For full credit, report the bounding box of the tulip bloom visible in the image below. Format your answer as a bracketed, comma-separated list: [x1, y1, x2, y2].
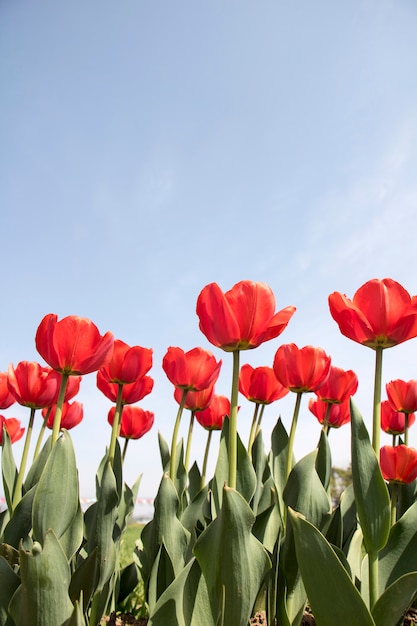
[36, 314, 114, 375]
[0, 415, 25, 445]
[195, 395, 231, 431]
[8, 362, 61, 409]
[328, 279, 417, 349]
[196, 280, 295, 352]
[386, 379, 417, 414]
[97, 371, 154, 404]
[380, 445, 417, 484]
[0, 372, 16, 409]
[43, 401, 84, 431]
[273, 344, 331, 393]
[173, 385, 215, 412]
[108, 405, 154, 440]
[308, 397, 351, 429]
[99, 339, 153, 385]
[162, 346, 222, 391]
[380, 400, 415, 435]
[239, 364, 288, 405]
[315, 366, 358, 404]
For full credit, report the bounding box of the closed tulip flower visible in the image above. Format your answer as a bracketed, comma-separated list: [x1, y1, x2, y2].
[308, 397, 351, 429]
[386, 379, 417, 414]
[108, 405, 154, 440]
[0, 415, 25, 445]
[329, 279, 417, 349]
[239, 364, 288, 404]
[173, 384, 215, 412]
[315, 366, 358, 404]
[44, 401, 84, 431]
[273, 344, 331, 393]
[36, 313, 114, 375]
[99, 339, 153, 385]
[0, 372, 16, 409]
[162, 346, 222, 391]
[380, 445, 417, 484]
[97, 371, 154, 404]
[196, 280, 295, 352]
[195, 395, 231, 431]
[380, 400, 415, 435]
[8, 362, 61, 409]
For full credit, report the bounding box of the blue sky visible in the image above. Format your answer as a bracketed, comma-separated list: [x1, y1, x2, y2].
[1, 0, 417, 498]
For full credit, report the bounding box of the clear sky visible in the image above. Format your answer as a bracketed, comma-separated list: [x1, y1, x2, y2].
[1, 0, 417, 499]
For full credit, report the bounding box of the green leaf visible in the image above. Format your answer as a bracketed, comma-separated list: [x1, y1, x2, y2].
[3, 484, 36, 549]
[0, 555, 20, 626]
[63, 598, 87, 626]
[269, 418, 290, 519]
[9, 530, 74, 626]
[371, 572, 417, 626]
[118, 561, 139, 603]
[194, 485, 271, 626]
[148, 541, 176, 612]
[289, 509, 375, 626]
[158, 432, 170, 471]
[32, 430, 80, 545]
[188, 462, 202, 501]
[1, 429, 17, 512]
[23, 435, 52, 492]
[315, 430, 332, 491]
[378, 500, 417, 592]
[350, 401, 390, 555]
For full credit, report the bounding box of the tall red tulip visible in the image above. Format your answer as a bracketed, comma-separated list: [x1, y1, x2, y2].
[99, 339, 152, 385]
[380, 445, 417, 484]
[315, 366, 358, 404]
[0, 372, 16, 409]
[195, 395, 231, 431]
[173, 385, 215, 412]
[380, 400, 415, 435]
[7, 362, 61, 409]
[239, 364, 288, 405]
[196, 280, 295, 352]
[162, 346, 221, 391]
[44, 401, 84, 431]
[36, 314, 114, 375]
[386, 379, 417, 414]
[328, 279, 417, 349]
[273, 344, 331, 393]
[97, 371, 154, 405]
[308, 397, 351, 429]
[0, 416, 25, 445]
[108, 405, 154, 440]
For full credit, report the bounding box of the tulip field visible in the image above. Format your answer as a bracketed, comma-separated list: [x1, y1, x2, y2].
[2, 278, 417, 625]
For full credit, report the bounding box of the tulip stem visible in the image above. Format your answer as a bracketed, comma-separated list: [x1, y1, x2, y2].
[404, 413, 409, 447]
[228, 350, 240, 489]
[369, 549, 379, 609]
[390, 482, 398, 527]
[201, 429, 213, 489]
[33, 407, 51, 460]
[286, 392, 303, 481]
[248, 403, 260, 458]
[12, 407, 36, 511]
[184, 411, 195, 473]
[51, 372, 69, 446]
[372, 347, 383, 455]
[170, 389, 187, 482]
[255, 404, 266, 436]
[108, 383, 124, 467]
[122, 438, 129, 462]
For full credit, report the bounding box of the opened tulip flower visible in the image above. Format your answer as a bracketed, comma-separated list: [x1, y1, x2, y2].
[196, 280, 295, 352]
[380, 399, 415, 437]
[8, 362, 61, 409]
[315, 366, 358, 404]
[0, 415, 25, 445]
[308, 397, 351, 429]
[239, 364, 289, 405]
[97, 371, 154, 404]
[195, 395, 231, 488]
[0, 372, 16, 409]
[108, 405, 154, 461]
[173, 385, 215, 412]
[99, 339, 153, 385]
[386, 379, 417, 414]
[380, 445, 417, 484]
[162, 346, 221, 391]
[44, 401, 84, 431]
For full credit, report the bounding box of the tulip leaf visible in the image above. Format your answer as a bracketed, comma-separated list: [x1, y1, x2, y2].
[1, 429, 17, 512]
[350, 401, 390, 555]
[315, 430, 332, 492]
[269, 418, 290, 519]
[23, 435, 52, 492]
[9, 530, 74, 626]
[149, 557, 214, 626]
[289, 509, 375, 626]
[64, 598, 87, 626]
[148, 541, 176, 612]
[0, 555, 20, 626]
[3, 484, 36, 549]
[194, 485, 271, 626]
[188, 461, 202, 501]
[59, 500, 84, 561]
[378, 500, 417, 592]
[158, 432, 170, 470]
[32, 430, 80, 545]
[371, 572, 417, 626]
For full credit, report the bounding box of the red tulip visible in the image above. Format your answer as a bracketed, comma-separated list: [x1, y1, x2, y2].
[162, 346, 221, 391]
[195, 395, 231, 431]
[196, 280, 295, 352]
[315, 366, 358, 404]
[273, 344, 331, 393]
[308, 397, 351, 428]
[173, 385, 215, 412]
[108, 405, 154, 439]
[328, 278, 417, 349]
[386, 379, 417, 414]
[380, 400, 415, 435]
[36, 314, 114, 375]
[99, 339, 153, 385]
[239, 364, 288, 404]
[0, 415, 25, 445]
[380, 445, 417, 483]
[0, 372, 16, 409]
[7, 362, 61, 409]
[97, 371, 154, 404]
[43, 401, 84, 431]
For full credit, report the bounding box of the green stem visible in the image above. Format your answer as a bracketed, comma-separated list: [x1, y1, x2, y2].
[33, 407, 51, 460]
[169, 389, 187, 482]
[247, 403, 260, 458]
[255, 404, 266, 436]
[368, 549, 379, 609]
[390, 481, 398, 527]
[108, 383, 124, 467]
[122, 438, 129, 463]
[228, 350, 240, 489]
[184, 411, 195, 473]
[372, 347, 384, 455]
[322, 403, 331, 436]
[12, 407, 37, 511]
[51, 372, 69, 446]
[201, 429, 213, 489]
[286, 392, 303, 481]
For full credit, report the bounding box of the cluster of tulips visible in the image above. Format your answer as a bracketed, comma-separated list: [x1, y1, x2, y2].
[2, 277, 417, 625]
